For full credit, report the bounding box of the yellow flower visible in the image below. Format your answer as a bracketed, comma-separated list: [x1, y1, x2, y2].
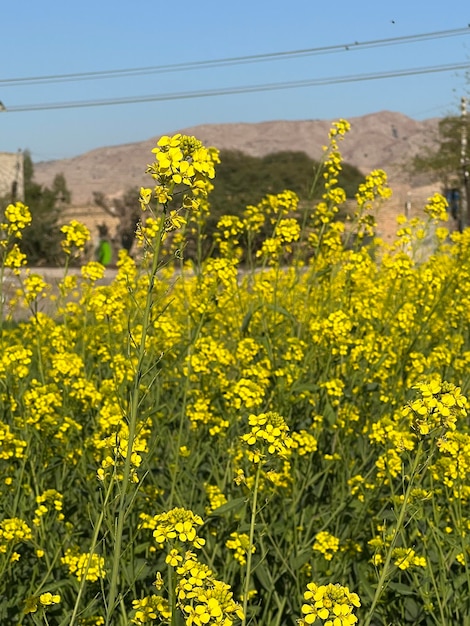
[3, 201, 32, 237]
[241, 411, 293, 460]
[149, 507, 206, 549]
[328, 119, 351, 139]
[61, 549, 105, 582]
[402, 378, 467, 436]
[165, 210, 187, 231]
[132, 595, 170, 624]
[23, 273, 48, 303]
[139, 186, 153, 209]
[4, 243, 27, 273]
[299, 582, 360, 626]
[39, 592, 61, 606]
[60, 220, 91, 255]
[166, 548, 183, 567]
[226, 532, 255, 566]
[424, 192, 448, 221]
[81, 261, 106, 282]
[313, 531, 340, 561]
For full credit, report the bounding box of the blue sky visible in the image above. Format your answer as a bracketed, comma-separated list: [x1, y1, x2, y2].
[1, 0, 469, 162]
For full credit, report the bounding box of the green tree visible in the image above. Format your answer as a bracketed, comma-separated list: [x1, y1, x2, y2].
[14, 151, 71, 265]
[412, 115, 470, 189]
[206, 149, 364, 231]
[165, 150, 364, 263]
[412, 110, 470, 226]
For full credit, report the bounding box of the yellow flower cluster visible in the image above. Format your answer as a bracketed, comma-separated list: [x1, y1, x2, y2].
[313, 531, 340, 561]
[374, 448, 402, 481]
[241, 411, 293, 462]
[60, 219, 91, 255]
[204, 483, 228, 513]
[402, 378, 467, 436]
[392, 547, 427, 570]
[141, 507, 206, 549]
[299, 582, 360, 626]
[351, 169, 391, 239]
[135, 216, 161, 246]
[423, 192, 448, 222]
[81, 260, 106, 282]
[328, 119, 351, 139]
[23, 592, 61, 614]
[355, 169, 392, 209]
[256, 236, 282, 262]
[0, 421, 27, 460]
[132, 595, 170, 624]
[0, 517, 32, 549]
[86, 284, 127, 324]
[180, 578, 244, 626]
[171, 551, 243, 626]
[50, 350, 84, 381]
[0, 345, 32, 379]
[135, 509, 243, 625]
[61, 548, 106, 582]
[33, 489, 64, 526]
[140, 133, 219, 221]
[22, 272, 49, 303]
[291, 430, 318, 455]
[22, 381, 63, 431]
[1, 201, 32, 240]
[247, 190, 298, 227]
[96, 418, 150, 483]
[214, 215, 244, 258]
[115, 248, 138, 282]
[369, 531, 427, 571]
[274, 218, 301, 244]
[321, 121, 350, 202]
[432, 430, 470, 489]
[4, 243, 27, 273]
[40, 592, 61, 605]
[226, 532, 255, 566]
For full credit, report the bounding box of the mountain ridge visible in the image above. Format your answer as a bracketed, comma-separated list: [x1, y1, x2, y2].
[34, 110, 440, 207]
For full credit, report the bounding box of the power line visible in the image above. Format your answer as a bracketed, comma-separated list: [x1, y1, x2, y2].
[5, 61, 469, 113]
[1, 26, 469, 87]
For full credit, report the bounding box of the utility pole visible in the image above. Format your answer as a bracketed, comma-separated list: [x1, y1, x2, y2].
[461, 96, 469, 227]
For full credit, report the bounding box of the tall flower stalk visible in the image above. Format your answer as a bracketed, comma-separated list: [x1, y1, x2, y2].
[104, 133, 219, 624]
[240, 411, 293, 625]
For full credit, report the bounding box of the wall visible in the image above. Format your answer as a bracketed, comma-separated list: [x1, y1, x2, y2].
[0, 151, 24, 201]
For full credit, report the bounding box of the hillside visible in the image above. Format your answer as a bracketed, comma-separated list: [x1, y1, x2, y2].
[34, 111, 439, 207]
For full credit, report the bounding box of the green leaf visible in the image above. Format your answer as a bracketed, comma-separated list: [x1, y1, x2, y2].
[404, 597, 420, 620]
[289, 550, 311, 570]
[388, 582, 414, 596]
[254, 560, 273, 591]
[207, 496, 246, 518]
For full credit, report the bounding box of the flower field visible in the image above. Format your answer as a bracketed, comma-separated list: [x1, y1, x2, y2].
[1, 122, 470, 625]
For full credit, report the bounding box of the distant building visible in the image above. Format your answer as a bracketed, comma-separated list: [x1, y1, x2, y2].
[0, 151, 24, 202]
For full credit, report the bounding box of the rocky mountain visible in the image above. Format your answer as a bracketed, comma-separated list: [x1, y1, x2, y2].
[34, 110, 440, 208]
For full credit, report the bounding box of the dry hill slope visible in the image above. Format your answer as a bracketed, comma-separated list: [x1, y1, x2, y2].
[34, 111, 439, 208]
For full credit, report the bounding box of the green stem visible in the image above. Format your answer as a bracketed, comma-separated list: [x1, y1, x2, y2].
[168, 308, 205, 509]
[423, 525, 447, 625]
[105, 221, 165, 624]
[169, 564, 178, 626]
[0, 262, 5, 337]
[69, 474, 116, 626]
[242, 463, 261, 626]
[363, 441, 425, 626]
